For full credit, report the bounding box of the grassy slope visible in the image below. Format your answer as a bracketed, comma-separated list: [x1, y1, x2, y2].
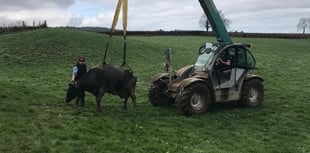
[0, 29, 309, 153]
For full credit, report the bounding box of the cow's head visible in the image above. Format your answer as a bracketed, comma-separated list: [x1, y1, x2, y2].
[65, 82, 80, 102]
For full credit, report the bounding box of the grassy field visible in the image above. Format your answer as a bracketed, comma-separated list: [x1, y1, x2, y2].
[0, 28, 309, 153]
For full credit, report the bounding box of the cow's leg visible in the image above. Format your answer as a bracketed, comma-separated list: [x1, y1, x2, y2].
[130, 91, 137, 113]
[75, 97, 80, 106]
[123, 97, 128, 109]
[95, 88, 106, 112]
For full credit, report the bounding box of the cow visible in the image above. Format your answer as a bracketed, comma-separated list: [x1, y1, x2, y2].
[65, 64, 137, 113]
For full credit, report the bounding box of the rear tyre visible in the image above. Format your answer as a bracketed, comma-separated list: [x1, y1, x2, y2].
[148, 80, 174, 106]
[176, 83, 210, 116]
[241, 79, 264, 107]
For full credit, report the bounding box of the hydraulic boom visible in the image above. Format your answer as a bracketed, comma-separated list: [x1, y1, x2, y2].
[198, 0, 232, 43]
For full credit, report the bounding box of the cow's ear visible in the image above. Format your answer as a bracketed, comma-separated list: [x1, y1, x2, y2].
[69, 81, 79, 88]
[125, 69, 132, 76]
[69, 82, 75, 87]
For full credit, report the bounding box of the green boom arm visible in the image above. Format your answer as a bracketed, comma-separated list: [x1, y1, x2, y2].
[198, 0, 232, 43]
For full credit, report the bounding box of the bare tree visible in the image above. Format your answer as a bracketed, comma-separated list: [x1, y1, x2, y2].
[42, 20, 47, 28]
[297, 17, 310, 34]
[22, 21, 26, 28]
[199, 14, 211, 32]
[199, 10, 231, 32]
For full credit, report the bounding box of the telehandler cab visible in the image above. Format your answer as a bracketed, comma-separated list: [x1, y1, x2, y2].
[148, 0, 264, 116]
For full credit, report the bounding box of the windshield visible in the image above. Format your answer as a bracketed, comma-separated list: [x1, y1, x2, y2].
[194, 45, 218, 71]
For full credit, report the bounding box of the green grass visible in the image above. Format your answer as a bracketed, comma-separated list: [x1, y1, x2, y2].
[0, 28, 309, 153]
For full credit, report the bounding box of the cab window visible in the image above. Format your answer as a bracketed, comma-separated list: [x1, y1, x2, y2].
[236, 47, 255, 69]
[246, 50, 255, 68]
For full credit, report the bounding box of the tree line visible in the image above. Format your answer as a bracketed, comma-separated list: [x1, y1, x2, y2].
[1, 15, 309, 36]
[0, 20, 48, 34]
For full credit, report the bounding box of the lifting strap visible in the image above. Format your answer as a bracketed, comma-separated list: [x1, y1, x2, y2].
[103, 0, 128, 67]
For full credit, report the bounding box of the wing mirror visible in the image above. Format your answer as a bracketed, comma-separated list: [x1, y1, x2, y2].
[199, 42, 213, 54]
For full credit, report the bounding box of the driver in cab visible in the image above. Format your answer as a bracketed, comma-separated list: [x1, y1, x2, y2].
[216, 51, 231, 70]
[215, 50, 233, 83]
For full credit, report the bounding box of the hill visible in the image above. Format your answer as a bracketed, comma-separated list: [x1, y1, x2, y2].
[0, 28, 309, 153]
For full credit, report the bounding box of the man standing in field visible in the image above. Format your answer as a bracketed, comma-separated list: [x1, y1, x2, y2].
[70, 56, 87, 106]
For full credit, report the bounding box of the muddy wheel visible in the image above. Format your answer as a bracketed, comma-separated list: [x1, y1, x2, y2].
[148, 80, 174, 106]
[241, 78, 264, 107]
[176, 83, 210, 116]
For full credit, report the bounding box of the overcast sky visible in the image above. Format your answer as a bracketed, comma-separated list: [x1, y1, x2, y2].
[0, 0, 309, 33]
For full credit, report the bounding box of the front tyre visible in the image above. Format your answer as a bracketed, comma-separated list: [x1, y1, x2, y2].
[176, 83, 210, 116]
[241, 78, 264, 107]
[148, 80, 174, 106]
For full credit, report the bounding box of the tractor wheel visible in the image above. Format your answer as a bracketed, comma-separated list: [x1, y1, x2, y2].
[240, 78, 264, 107]
[176, 83, 210, 116]
[148, 80, 174, 106]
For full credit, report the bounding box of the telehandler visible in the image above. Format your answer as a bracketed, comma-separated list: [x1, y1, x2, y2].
[148, 0, 264, 116]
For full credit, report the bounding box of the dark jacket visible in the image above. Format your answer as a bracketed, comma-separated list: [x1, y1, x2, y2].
[75, 63, 87, 81]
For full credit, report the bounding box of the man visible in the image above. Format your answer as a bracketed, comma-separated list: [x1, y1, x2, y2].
[70, 56, 87, 106]
[215, 50, 233, 84]
[218, 51, 231, 68]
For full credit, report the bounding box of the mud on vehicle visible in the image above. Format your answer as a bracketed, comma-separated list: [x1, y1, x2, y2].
[148, 43, 264, 116]
[148, 0, 264, 116]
